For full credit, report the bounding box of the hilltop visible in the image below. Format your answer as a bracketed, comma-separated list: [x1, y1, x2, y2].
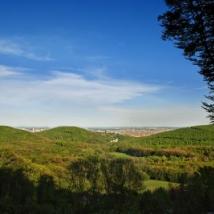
[36, 126, 121, 144]
[130, 124, 214, 145]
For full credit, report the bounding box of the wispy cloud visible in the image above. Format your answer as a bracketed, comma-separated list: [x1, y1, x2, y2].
[0, 69, 160, 105]
[86, 67, 109, 80]
[0, 68, 163, 126]
[0, 39, 53, 61]
[46, 71, 159, 103]
[0, 65, 22, 77]
[0, 66, 207, 127]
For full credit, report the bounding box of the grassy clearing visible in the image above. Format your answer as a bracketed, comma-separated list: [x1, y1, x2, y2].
[144, 179, 179, 191]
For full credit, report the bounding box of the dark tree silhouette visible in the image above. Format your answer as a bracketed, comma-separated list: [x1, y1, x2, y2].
[0, 166, 214, 213]
[159, 0, 214, 123]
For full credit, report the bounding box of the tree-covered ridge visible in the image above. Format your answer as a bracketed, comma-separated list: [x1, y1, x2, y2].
[0, 125, 214, 184]
[134, 124, 214, 145]
[36, 126, 122, 144]
[0, 125, 214, 213]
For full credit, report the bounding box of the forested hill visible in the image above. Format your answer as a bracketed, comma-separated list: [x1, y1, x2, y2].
[132, 124, 214, 145]
[0, 125, 214, 213]
[36, 126, 124, 144]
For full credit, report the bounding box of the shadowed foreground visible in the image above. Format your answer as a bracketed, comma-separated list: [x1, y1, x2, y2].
[0, 166, 213, 214]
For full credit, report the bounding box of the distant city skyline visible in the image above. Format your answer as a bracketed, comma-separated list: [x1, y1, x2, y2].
[0, 0, 209, 127]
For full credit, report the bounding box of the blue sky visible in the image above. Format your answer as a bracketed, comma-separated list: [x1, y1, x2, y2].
[0, 0, 209, 127]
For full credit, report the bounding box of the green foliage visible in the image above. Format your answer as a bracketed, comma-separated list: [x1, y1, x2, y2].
[37, 126, 118, 144]
[0, 125, 214, 212]
[0, 125, 214, 185]
[144, 179, 178, 192]
[69, 156, 146, 194]
[0, 166, 213, 213]
[129, 125, 214, 146]
[159, 0, 214, 122]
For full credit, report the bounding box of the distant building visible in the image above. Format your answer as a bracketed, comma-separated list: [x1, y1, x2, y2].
[19, 127, 49, 132]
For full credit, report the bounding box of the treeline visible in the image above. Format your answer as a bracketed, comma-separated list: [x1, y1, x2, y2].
[141, 167, 214, 214]
[69, 157, 147, 193]
[0, 164, 214, 213]
[114, 144, 214, 183]
[69, 156, 188, 188]
[116, 147, 192, 158]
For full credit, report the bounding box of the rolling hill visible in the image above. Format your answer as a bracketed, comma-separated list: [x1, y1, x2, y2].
[0, 124, 214, 213]
[0, 124, 213, 184]
[36, 126, 121, 144]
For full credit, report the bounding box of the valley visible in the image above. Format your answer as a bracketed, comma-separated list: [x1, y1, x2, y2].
[0, 125, 213, 213]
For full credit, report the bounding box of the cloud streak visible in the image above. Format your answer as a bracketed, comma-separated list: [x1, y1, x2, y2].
[0, 39, 53, 61]
[0, 69, 160, 106]
[0, 65, 22, 77]
[0, 66, 208, 127]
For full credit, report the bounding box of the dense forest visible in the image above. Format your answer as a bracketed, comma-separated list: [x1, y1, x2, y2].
[0, 125, 214, 213]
